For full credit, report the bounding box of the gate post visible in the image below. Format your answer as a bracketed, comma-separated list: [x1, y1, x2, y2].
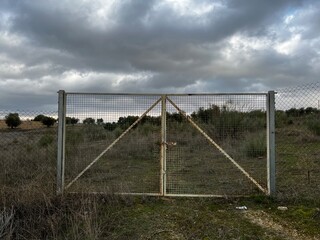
[57, 90, 66, 195]
[267, 91, 276, 196]
[160, 95, 167, 196]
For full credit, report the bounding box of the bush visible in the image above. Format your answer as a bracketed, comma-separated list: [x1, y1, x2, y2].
[5, 113, 21, 129]
[33, 114, 46, 122]
[243, 133, 267, 158]
[42, 116, 56, 127]
[83, 118, 95, 124]
[97, 118, 104, 125]
[104, 122, 117, 131]
[307, 119, 320, 136]
[66, 117, 79, 125]
[84, 125, 106, 141]
[215, 111, 244, 139]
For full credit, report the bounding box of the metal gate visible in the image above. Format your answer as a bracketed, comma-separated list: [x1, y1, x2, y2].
[57, 92, 275, 197]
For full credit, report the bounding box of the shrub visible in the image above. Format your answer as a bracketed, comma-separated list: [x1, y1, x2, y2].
[97, 118, 104, 125]
[5, 113, 21, 129]
[83, 118, 95, 124]
[215, 111, 244, 139]
[104, 122, 117, 131]
[42, 116, 56, 127]
[84, 125, 106, 141]
[243, 133, 266, 158]
[66, 117, 79, 125]
[307, 119, 320, 136]
[34, 114, 46, 122]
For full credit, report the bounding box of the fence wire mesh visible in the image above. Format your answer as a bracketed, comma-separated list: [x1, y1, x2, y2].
[166, 94, 268, 196]
[1, 84, 318, 199]
[62, 93, 269, 196]
[276, 82, 320, 199]
[64, 94, 162, 194]
[0, 109, 57, 201]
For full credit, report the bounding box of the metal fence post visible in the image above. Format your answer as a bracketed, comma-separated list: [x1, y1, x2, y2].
[160, 95, 167, 196]
[57, 90, 66, 195]
[267, 91, 276, 196]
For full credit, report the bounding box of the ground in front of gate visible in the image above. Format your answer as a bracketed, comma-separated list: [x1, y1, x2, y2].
[5, 195, 320, 239]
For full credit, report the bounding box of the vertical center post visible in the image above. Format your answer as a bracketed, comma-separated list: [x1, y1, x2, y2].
[160, 95, 167, 196]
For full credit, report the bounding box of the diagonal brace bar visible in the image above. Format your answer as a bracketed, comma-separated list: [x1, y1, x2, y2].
[166, 97, 268, 194]
[65, 97, 162, 190]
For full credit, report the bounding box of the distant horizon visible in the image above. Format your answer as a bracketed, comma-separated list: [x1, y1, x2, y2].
[0, 81, 319, 124]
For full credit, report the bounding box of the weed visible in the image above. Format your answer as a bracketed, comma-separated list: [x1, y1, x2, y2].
[0, 207, 15, 240]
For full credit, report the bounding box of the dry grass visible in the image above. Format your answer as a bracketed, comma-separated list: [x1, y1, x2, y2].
[1, 194, 319, 240]
[0, 114, 320, 239]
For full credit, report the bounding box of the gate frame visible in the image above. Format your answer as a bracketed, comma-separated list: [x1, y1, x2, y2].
[57, 91, 276, 196]
[267, 91, 276, 196]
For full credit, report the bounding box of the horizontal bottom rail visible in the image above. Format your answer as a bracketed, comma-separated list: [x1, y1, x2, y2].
[68, 192, 162, 197]
[68, 192, 253, 198]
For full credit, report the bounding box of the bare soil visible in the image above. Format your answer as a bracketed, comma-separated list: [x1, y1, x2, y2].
[243, 210, 319, 240]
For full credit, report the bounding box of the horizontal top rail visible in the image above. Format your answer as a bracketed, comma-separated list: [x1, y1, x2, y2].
[64, 92, 268, 96]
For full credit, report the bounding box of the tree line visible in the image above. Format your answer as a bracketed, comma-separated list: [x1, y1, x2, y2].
[3, 106, 318, 130]
[3, 113, 57, 129]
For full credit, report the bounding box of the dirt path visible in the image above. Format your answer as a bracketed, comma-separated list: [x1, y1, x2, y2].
[243, 210, 317, 240]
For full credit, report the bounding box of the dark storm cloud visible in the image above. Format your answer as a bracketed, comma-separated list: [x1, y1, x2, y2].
[0, 0, 319, 111]
[3, 0, 298, 70]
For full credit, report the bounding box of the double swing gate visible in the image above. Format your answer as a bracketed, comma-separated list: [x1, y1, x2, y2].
[57, 91, 275, 197]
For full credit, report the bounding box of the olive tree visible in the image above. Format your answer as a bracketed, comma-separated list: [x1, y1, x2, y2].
[42, 116, 56, 127]
[5, 113, 22, 129]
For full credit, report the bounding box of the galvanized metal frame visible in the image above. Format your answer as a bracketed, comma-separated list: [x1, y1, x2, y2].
[267, 91, 276, 195]
[57, 90, 66, 194]
[58, 91, 275, 197]
[66, 92, 267, 96]
[160, 95, 167, 196]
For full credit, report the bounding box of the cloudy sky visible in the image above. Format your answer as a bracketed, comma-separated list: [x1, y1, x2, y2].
[0, 0, 319, 111]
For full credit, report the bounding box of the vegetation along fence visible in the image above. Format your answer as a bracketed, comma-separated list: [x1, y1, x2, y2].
[0, 82, 319, 199]
[57, 91, 275, 197]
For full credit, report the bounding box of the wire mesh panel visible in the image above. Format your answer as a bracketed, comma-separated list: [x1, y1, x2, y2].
[165, 94, 268, 196]
[0, 109, 57, 200]
[276, 82, 320, 199]
[64, 94, 162, 194]
[61, 92, 270, 197]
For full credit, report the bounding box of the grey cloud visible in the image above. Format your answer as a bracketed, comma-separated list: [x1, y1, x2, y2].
[6, 0, 300, 70]
[0, 0, 319, 111]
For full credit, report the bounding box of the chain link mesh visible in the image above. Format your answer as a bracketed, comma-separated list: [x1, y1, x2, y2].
[276, 82, 320, 199]
[0, 109, 57, 200]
